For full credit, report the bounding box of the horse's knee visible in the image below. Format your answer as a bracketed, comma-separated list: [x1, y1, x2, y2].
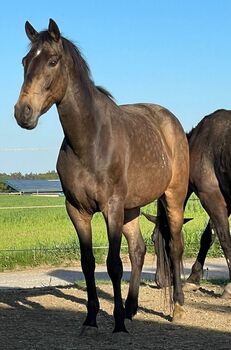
[107, 254, 123, 280]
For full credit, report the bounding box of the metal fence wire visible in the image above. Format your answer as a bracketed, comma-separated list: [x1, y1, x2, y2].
[0, 197, 225, 262]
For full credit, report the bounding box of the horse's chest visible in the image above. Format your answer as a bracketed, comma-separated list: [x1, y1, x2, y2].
[57, 150, 111, 212]
[62, 168, 98, 207]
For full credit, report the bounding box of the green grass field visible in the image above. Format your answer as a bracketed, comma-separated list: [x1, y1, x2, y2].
[0, 194, 223, 271]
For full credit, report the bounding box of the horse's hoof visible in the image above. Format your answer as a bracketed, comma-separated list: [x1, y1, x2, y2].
[125, 318, 133, 333]
[183, 282, 200, 292]
[113, 328, 128, 333]
[113, 324, 128, 333]
[221, 283, 231, 299]
[172, 303, 185, 323]
[125, 297, 138, 320]
[79, 325, 98, 337]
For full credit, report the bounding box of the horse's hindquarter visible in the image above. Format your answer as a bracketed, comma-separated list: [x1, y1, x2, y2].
[121, 104, 189, 207]
[189, 110, 231, 197]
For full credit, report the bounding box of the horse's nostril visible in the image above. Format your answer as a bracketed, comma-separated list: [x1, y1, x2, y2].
[24, 104, 32, 116]
[21, 103, 33, 119]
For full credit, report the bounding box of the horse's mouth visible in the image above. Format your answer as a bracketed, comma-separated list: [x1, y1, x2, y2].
[15, 115, 39, 130]
[14, 104, 39, 130]
[19, 121, 38, 130]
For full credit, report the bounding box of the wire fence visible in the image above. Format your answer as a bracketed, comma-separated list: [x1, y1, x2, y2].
[0, 245, 130, 253]
[0, 205, 65, 210]
[0, 197, 225, 269]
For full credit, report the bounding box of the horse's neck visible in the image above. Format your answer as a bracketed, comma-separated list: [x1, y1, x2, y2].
[57, 82, 112, 159]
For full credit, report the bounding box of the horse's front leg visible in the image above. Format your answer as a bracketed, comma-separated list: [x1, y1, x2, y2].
[66, 200, 99, 331]
[104, 197, 126, 333]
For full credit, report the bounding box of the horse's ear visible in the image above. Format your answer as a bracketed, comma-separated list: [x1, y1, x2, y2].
[48, 18, 60, 42]
[142, 212, 158, 224]
[25, 21, 39, 42]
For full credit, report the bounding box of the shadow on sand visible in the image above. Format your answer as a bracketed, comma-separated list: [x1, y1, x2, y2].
[0, 282, 230, 350]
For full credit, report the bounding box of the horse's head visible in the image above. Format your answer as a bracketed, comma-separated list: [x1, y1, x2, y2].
[14, 19, 68, 129]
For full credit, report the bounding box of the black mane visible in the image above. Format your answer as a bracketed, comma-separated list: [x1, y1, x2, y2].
[32, 31, 113, 100]
[96, 85, 114, 99]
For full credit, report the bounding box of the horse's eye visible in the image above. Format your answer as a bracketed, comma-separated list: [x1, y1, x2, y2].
[48, 56, 59, 67]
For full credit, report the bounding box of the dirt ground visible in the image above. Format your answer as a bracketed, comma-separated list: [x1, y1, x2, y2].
[0, 281, 230, 350]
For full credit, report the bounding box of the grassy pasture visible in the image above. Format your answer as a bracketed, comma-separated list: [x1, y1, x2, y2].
[0, 194, 223, 271]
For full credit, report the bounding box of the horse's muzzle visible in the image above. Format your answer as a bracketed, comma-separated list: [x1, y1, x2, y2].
[14, 103, 38, 129]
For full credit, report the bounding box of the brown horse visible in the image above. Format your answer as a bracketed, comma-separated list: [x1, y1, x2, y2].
[14, 19, 189, 333]
[184, 109, 231, 297]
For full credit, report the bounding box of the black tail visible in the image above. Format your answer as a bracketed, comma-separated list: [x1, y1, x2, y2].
[154, 200, 173, 304]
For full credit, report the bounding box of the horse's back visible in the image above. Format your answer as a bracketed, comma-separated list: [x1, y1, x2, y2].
[189, 109, 231, 146]
[121, 103, 187, 154]
[121, 103, 184, 133]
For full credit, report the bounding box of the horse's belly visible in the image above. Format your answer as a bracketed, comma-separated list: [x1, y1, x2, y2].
[57, 139, 172, 211]
[125, 167, 172, 208]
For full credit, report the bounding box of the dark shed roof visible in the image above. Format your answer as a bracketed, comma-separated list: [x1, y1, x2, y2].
[4, 179, 63, 193]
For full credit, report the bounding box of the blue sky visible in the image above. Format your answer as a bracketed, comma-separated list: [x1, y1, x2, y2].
[1, 0, 231, 174]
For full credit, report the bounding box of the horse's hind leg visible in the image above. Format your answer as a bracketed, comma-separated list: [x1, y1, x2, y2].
[163, 192, 185, 321]
[198, 191, 231, 298]
[186, 220, 215, 288]
[65, 200, 99, 332]
[122, 208, 146, 320]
